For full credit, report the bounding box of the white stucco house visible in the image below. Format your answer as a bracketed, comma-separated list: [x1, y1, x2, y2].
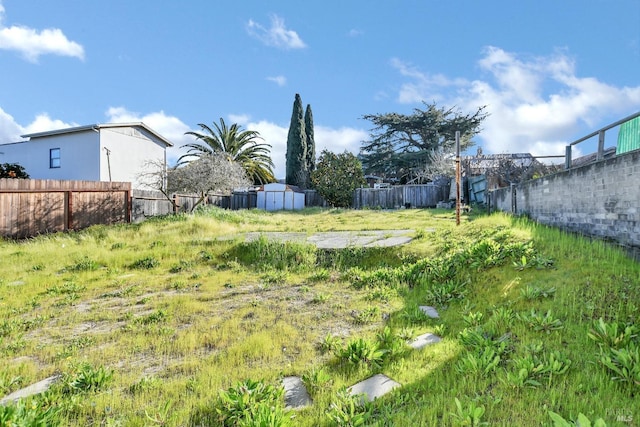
[256, 183, 305, 211]
[0, 123, 173, 189]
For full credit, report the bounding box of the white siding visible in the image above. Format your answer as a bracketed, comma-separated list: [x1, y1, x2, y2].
[0, 131, 100, 181]
[100, 127, 165, 189]
[0, 125, 168, 189]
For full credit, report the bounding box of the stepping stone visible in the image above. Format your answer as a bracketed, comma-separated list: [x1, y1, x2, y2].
[347, 374, 401, 402]
[419, 306, 439, 318]
[282, 376, 312, 409]
[409, 333, 442, 349]
[0, 375, 60, 405]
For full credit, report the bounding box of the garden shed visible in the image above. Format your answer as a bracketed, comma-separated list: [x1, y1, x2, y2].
[256, 183, 305, 211]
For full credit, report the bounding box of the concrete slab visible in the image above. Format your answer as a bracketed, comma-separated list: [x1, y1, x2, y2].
[419, 306, 439, 318]
[242, 230, 416, 249]
[282, 376, 312, 409]
[409, 333, 442, 349]
[347, 374, 401, 402]
[0, 375, 61, 405]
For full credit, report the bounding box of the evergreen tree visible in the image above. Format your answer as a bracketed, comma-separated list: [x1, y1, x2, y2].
[285, 93, 307, 186]
[304, 104, 315, 175]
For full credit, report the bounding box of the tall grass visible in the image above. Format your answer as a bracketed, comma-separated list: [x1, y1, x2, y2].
[0, 208, 637, 426]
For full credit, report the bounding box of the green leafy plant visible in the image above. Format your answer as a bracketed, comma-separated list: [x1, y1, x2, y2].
[364, 286, 396, 302]
[169, 260, 193, 273]
[504, 351, 571, 388]
[337, 338, 386, 369]
[520, 284, 556, 300]
[458, 328, 511, 356]
[128, 376, 160, 394]
[326, 388, 373, 426]
[145, 399, 175, 426]
[353, 306, 380, 324]
[61, 362, 114, 394]
[301, 367, 332, 397]
[398, 304, 431, 324]
[261, 270, 289, 285]
[0, 398, 60, 426]
[463, 311, 484, 327]
[488, 306, 515, 332]
[216, 379, 290, 427]
[65, 256, 101, 272]
[425, 279, 468, 305]
[308, 268, 331, 282]
[455, 347, 502, 376]
[518, 309, 563, 333]
[548, 411, 607, 427]
[130, 256, 160, 269]
[588, 318, 637, 350]
[311, 292, 330, 304]
[599, 343, 640, 387]
[46, 281, 86, 296]
[320, 333, 343, 354]
[450, 397, 488, 426]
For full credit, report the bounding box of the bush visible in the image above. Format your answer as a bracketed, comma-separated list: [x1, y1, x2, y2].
[311, 150, 366, 208]
[0, 163, 29, 179]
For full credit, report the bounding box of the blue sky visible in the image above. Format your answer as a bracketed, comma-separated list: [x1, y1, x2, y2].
[0, 0, 639, 179]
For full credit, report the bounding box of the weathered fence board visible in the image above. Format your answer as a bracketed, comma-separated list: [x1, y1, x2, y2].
[353, 184, 448, 209]
[0, 179, 131, 238]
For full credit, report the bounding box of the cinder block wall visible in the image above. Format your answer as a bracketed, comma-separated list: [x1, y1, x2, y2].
[489, 150, 640, 248]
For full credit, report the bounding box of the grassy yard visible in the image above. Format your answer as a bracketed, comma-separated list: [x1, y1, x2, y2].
[0, 207, 638, 426]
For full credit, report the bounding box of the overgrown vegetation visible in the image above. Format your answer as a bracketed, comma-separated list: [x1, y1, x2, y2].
[0, 208, 638, 426]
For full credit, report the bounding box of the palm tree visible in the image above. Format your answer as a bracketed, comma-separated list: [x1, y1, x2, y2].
[179, 118, 276, 184]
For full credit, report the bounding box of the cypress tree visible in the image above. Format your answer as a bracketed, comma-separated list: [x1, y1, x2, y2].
[285, 93, 307, 186]
[304, 104, 315, 174]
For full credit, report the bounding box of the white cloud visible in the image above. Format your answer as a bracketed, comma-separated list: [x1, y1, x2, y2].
[23, 113, 76, 134]
[390, 58, 467, 104]
[0, 106, 24, 144]
[0, 108, 78, 145]
[347, 29, 363, 37]
[392, 47, 640, 158]
[0, 2, 84, 62]
[266, 75, 287, 86]
[247, 14, 306, 50]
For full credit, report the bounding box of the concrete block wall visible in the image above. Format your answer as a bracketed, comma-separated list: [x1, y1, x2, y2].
[489, 150, 640, 248]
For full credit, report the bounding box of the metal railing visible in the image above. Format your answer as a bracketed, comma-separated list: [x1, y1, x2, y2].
[565, 111, 640, 169]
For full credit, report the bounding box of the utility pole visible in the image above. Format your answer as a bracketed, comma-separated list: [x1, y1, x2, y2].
[104, 147, 112, 182]
[455, 131, 461, 226]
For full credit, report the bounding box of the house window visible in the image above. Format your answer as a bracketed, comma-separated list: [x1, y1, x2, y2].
[50, 148, 61, 168]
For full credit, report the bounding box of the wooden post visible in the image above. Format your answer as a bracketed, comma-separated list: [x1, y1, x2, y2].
[455, 131, 461, 226]
[125, 190, 132, 223]
[65, 191, 73, 231]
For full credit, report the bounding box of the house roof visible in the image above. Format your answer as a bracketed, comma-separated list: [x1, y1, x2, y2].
[20, 122, 174, 147]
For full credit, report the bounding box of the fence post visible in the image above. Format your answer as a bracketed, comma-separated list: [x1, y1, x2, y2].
[596, 130, 605, 161]
[65, 191, 73, 231]
[564, 146, 572, 169]
[125, 190, 131, 223]
[510, 184, 517, 214]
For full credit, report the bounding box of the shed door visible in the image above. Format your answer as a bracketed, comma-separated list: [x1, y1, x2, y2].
[266, 192, 283, 211]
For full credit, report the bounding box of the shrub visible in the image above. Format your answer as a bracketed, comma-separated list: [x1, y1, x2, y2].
[216, 379, 291, 427]
[130, 256, 160, 269]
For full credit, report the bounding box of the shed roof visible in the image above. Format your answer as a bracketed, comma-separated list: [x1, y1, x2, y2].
[258, 183, 304, 193]
[21, 122, 174, 147]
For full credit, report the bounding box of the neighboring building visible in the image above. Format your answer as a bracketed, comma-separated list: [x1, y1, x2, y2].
[0, 123, 173, 189]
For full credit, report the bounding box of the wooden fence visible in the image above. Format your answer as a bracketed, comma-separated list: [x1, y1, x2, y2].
[0, 179, 131, 238]
[353, 184, 449, 209]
